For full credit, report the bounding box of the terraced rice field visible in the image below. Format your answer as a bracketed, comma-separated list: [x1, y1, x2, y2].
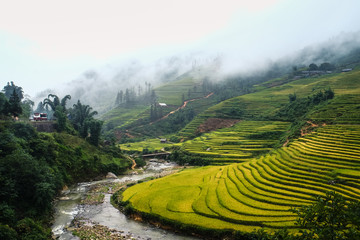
[120, 124, 360, 233]
[182, 121, 290, 164]
[178, 68, 360, 139]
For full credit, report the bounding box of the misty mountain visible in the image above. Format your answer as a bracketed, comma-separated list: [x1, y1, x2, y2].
[34, 31, 360, 115]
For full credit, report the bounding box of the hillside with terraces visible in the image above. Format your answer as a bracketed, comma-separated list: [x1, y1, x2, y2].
[114, 64, 360, 238]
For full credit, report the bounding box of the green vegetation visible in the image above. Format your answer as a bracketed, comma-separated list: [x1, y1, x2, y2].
[0, 121, 131, 239]
[119, 138, 175, 152]
[115, 64, 360, 238]
[117, 125, 360, 237]
[182, 121, 289, 164]
[254, 191, 360, 239]
[0, 83, 131, 239]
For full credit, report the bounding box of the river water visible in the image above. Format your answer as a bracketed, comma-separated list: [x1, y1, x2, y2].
[52, 161, 198, 240]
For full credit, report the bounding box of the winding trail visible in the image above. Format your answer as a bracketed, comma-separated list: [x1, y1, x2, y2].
[125, 155, 136, 170]
[151, 92, 214, 124]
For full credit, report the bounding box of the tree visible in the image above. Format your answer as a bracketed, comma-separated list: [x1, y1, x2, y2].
[43, 94, 71, 112]
[5, 90, 22, 118]
[115, 90, 123, 105]
[2, 82, 23, 100]
[124, 88, 130, 104]
[54, 106, 67, 132]
[324, 87, 335, 100]
[292, 191, 360, 240]
[89, 120, 103, 146]
[0, 92, 8, 116]
[319, 62, 335, 71]
[288, 92, 297, 102]
[70, 100, 98, 138]
[309, 63, 319, 71]
[255, 191, 360, 240]
[21, 98, 34, 119]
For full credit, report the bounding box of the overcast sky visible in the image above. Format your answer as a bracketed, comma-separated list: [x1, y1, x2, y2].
[1, 0, 360, 97]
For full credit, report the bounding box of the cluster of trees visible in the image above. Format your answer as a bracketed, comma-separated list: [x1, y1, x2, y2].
[40, 94, 103, 146]
[1, 82, 36, 120]
[276, 88, 335, 122]
[149, 102, 163, 121]
[114, 82, 157, 107]
[0, 83, 23, 119]
[308, 62, 336, 71]
[169, 148, 210, 166]
[255, 191, 360, 240]
[274, 88, 335, 144]
[0, 83, 130, 239]
[0, 120, 129, 239]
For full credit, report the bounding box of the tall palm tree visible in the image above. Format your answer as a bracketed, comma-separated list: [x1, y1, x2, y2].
[71, 100, 98, 137]
[43, 94, 71, 111]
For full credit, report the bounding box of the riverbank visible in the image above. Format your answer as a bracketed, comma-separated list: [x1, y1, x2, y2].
[52, 160, 196, 240]
[112, 191, 252, 240]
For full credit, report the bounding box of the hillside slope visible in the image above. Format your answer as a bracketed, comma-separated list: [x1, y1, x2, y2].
[116, 66, 360, 237]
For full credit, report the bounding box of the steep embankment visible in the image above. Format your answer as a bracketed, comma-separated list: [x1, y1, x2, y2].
[116, 67, 360, 237]
[0, 121, 131, 239]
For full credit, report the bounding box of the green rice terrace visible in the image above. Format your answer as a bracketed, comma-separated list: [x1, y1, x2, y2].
[114, 67, 360, 237]
[117, 124, 360, 234]
[182, 121, 290, 164]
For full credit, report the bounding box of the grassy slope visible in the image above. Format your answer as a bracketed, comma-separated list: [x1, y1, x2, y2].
[118, 67, 360, 235]
[101, 68, 216, 138]
[179, 67, 360, 139]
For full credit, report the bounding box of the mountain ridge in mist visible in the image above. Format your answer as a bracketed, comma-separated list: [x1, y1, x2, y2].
[33, 31, 360, 114]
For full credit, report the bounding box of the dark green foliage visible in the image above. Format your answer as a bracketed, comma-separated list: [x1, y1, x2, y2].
[253, 192, 360, 240]
[292, 191, 360, 240]
[276, 88, 335, 122]
[0, 92, 8, 116]
[274, 89, 335, 143]
[319, 62, 335, 71]
[0, 121, 130, 238]
[89, 120, 103, 146]
[15, 218, 51, 240]
[288, 92, 297, 102]
[0, 203, 15, 225]
[170, 149, 210, 166]
[43, 94, 71, 112]
[0, 151, 56, 214]
[11, 122, 37, 140]
[2, 81, 24, 100]
[70, 100, 99, 142]
[134, 157, 146, 168]
[54, 105, 67, 132]
[0, 224, 18, 240]
[309, 63, 319, 70]
[6, 90, 22, 118]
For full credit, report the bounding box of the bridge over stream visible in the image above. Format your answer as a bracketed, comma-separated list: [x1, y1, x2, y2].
[142, 152, 171, 159]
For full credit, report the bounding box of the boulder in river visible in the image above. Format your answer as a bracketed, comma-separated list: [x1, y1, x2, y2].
[106, 172, 118, 179]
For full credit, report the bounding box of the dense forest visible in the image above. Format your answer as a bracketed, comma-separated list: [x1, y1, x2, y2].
[0, 83, 130, 239]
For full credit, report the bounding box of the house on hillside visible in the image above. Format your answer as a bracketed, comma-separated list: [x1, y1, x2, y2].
[160, 138, 167, 143]
[342, 68, 352, 72]
[158, 103, 167, 107]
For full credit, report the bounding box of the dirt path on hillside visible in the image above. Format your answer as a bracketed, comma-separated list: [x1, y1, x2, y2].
[300, 121, 326, 137]
[125, 155, 136, 170]
[150, 92, 214, 124]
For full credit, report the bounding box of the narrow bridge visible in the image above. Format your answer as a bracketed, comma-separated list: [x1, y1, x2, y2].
[142, 152, 171, 159]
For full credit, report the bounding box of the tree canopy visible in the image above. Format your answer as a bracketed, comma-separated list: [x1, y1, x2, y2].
[2, 82, 24, 100]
